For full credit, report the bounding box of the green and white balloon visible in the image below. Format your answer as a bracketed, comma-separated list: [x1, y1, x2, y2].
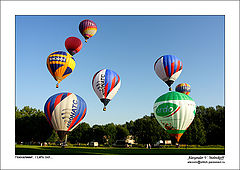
[153, 91, 196, 142]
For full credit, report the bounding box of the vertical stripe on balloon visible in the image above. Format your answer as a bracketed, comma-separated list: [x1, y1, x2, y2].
[49, 95, 57, 115]
[105, 83, 108, 98]
[116, 74, 120, 87]
[54, 93, 63, 108]
[171, 62, 175, 76]
[47, 100, 52, 123]
[110, 76, 116, 94]
[176, 60, 181, 72]
[79, 108, 87, 122]
[60, 93, 68, 101]
[165, 66, 169, 77]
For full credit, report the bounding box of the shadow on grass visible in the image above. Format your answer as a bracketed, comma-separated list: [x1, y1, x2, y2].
[15, 145, 225, 155]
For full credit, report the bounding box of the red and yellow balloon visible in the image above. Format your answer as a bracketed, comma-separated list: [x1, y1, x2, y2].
[175, 83, 191, 95]
[79, 19, 97, 42]
[46, 51, 76, 88]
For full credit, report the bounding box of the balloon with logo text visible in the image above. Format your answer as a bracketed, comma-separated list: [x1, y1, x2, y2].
[44, 92, 87, 141]
[46, 51, 76, 88]
[153, 91, 196, 144]
[65, 37, 83, 56]
[79, 19, 97, 43]
[92, 69, 121, 111]
[175, 83, 191, 95]
[154, 55, 183, 91]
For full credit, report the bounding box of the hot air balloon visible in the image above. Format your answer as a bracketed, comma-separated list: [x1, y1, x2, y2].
[175, 83, 191, 95]
[44, 92, 87, 143]
[46, 51, 76, 88]
[79, 19, 97, 42]
[154, 55, 183, 91]
[153, 91, 196, 145]
[65, 37, 82, 56]
[92, 69, 121, 111]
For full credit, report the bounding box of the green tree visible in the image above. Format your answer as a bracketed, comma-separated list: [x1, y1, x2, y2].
[215, 105, 225, 145]
[104, 123, 117, 145]
[92, 125, 105, 144]
[150, 113, 170, 142]
[132, 114, 168, 145]
[182, 116, 206, 145]
[68, 122, 91, 144]
[15, 106, 22, 119]
[188, 105, 225, 145]
[46, 130, 59, 143]
[199, 106, 225, 145]
[15, 106, 52, 143]
[126, 120, 134, 134]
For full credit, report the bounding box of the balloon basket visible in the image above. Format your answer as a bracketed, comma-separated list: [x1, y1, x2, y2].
[56, 83, 59, 88]
[169, 87, 172, 91]
[103, 107, 106, 111]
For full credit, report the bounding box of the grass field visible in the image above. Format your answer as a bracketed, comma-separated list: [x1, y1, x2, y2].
[15, 145, 225, 155]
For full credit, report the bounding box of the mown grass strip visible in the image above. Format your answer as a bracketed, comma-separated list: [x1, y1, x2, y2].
[15, 145, 224, 155]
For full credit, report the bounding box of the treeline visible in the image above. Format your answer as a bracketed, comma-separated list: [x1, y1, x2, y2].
[15, 105, 225, 145]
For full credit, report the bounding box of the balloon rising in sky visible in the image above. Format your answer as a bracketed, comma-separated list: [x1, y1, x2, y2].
[79, 19, 97, 43]
[65, 37, 82, 56]
[46, 51, 76, 88]
[92, 69, 121, 111]
[154, 55, 183, 91]
[175, 83, 191, 95]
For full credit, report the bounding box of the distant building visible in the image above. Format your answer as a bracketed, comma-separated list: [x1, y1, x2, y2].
[165, 140, 172, 145]
[88, 141, 98, 147]
[113, 135, 135, 147]
[154, 140, 172, 147]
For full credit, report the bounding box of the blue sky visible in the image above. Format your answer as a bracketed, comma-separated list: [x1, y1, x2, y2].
[16, 15, 224, 126]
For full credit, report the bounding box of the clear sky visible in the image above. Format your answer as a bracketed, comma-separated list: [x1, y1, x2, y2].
[16, 15, 224, 126]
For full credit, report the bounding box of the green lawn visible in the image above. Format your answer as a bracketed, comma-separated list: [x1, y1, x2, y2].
[15, 145, 225, 155]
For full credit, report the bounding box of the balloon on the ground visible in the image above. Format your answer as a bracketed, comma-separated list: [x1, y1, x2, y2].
[153, 91, 196, 143]
[79, 19, 97, 42]
[175, 83, 191, 95]
[65, 37, 82, 56]
[44, 92, 87, 141]
[92, 69, 121, 111]
[154, 55, 183, 90]
[46, 51, 76, 88]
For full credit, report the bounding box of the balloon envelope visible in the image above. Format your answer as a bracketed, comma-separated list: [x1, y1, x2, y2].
[46, 51, 76, 88]
[154, 55, 183, 87]
[79, 19, 97, 42]
[175, 83, 191, 95]
[44, 92, 87, 140]
[65, 37, 82, 56]
[153, 91, 196, 142]
[92, 69, 121, 111]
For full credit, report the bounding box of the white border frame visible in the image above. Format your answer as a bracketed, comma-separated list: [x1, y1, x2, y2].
[1, 1, 239, 169]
